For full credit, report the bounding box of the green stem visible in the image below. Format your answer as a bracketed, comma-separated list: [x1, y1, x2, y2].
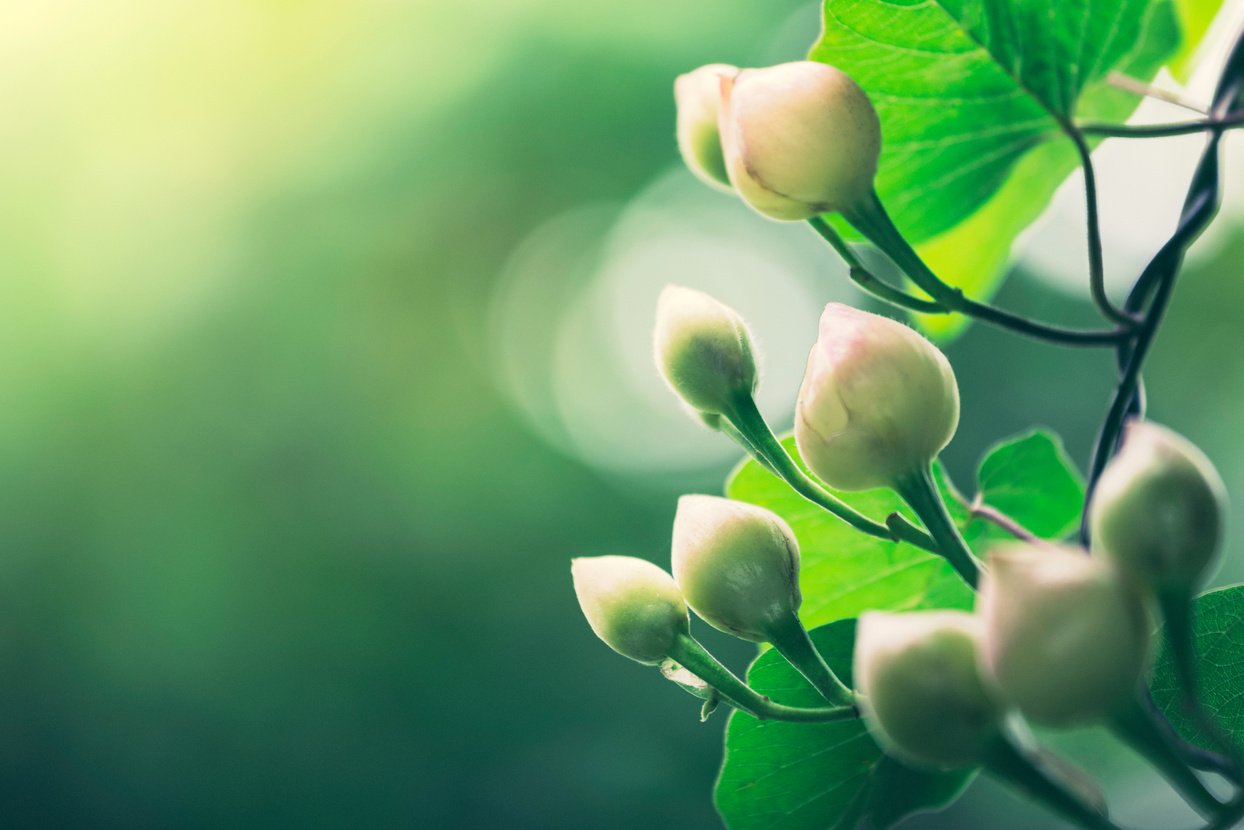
[763, 612, 855, 707]
[893, 466, 982, 589]
[666, 634, 857, 723]
[1078, 110, 1244, 139]
[1109, 695, 1224, 818]
[718, 418, 781, 478]
[806, 217, 947, 315]
[841, 191, 1130, 347]
[984, 735, 1123, 830]
[1068, 129, 1135, 327]
[726, 394, 939, 555]
[1207, 794, 1244, 830]
[1082, 122, 1226, 540]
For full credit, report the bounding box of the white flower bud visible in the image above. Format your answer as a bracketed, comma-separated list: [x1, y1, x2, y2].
[1090, 421, 1226, 596]
[977, 544, 1151, 726]
[794, 303, 959, 490]
[718, 61, 881, 221]
[854, 611, 1001, 769]
[571, 556, 689, 665]
[675, 63, 738, 191]
[670, 495, 800, 642]
[653, 285, 758, 420]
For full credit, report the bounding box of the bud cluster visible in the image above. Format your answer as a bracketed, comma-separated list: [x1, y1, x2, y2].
[573, 495, 806, 656]
[570, 51, 1234, 815]
[856, 420, 1225, 766]
[675, 60, 882, 220]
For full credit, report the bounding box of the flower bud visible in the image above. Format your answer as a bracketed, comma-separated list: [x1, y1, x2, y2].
[794, 303, 959, 490]
[671, 495, 800, 642]
[854, 611, 1001, 769]
[1090, 421, 1226, 595]
[675, 63, 737, 191]
[571, 556, 690, 665]
[653, 285, 758, 420]
[977, 544, 1151, 726]
[718, 61, 881, 221]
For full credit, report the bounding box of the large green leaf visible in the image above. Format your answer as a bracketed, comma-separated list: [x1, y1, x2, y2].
[973, 428, 1085, 541]
[809, 0, 1189, 334]
[1150, 584, 1244, 747]
[715, 620, 974, 830]
[724, 430, 1084, 631]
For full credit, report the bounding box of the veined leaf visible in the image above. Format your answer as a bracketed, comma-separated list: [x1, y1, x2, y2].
[809, 0, 1203, 335]
[1150, 584, 1244, 747]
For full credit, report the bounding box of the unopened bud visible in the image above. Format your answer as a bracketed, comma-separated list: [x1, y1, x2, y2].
[571, 556, 689, 665]
[1091, 421, 1226, 596]
[978, 544, 1150, 726]
[671, 495, 800, 642]
[654, 285, 758, 420]
[718, 61, 881, 221]
[794, 303, 959, 490]
[675, 63, 738, 191]
[854, 611, 1001, 769]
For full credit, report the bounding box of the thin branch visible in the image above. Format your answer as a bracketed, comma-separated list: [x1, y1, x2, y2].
[1079, 109, 1244, 138]
[1068, 128, 1137, 327]
[841, 191, 1133, 347]
[806, 217, 948, 315]
[967, 497, 1039, 543]
[1105, 72, 1208, 114]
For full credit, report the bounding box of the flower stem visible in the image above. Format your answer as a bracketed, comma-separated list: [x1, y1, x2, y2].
[893, 466, 982, 589]
[762, 612, 855, 707]
[984, 734, 1123, 830]
[666, 634, 857, 723]
[725, 394, 938, 555]
[1109, 695, 1224, 818]
[841, 191, 1130, 347]
[806, 217, 947, 315]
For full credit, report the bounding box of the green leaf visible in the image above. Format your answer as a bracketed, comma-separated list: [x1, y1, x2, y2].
[725, 437, 974, 632]
[973, 428, 1085, 541]
[1150, 584, 1244, 747]
[1170, 0, 1228, 79]
[810, 0, 1185, 333]
[715, 620, 974, 830]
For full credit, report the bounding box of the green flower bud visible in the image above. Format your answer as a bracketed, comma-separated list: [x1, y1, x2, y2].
[977, 544, 1151, 726]
[794, 303, 959, 490]
[1090, 421, 1226, 595]
[653, 285, 758, 420]
[675, 63, 738, 191]
[670, 495, 800, 642]
[854, 611, 1001, 769]
[719, 61, 881, 221]
[571, 556, 690, 665]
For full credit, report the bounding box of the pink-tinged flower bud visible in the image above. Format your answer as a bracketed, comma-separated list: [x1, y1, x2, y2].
[718, 61, 881, 221]
[854, 611, 1001, 769]
[653, 285, 758, 420]
[1091, 421, 1226, 596]
[977, 544, 1151, 726]
[675, 63, 738, 191]
[571, 556, 689, 665]
[794, 304, 959, 490]
[671, 495, 800, 642]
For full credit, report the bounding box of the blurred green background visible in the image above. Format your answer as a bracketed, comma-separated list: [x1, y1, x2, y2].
[3, 1, 1244, 827]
